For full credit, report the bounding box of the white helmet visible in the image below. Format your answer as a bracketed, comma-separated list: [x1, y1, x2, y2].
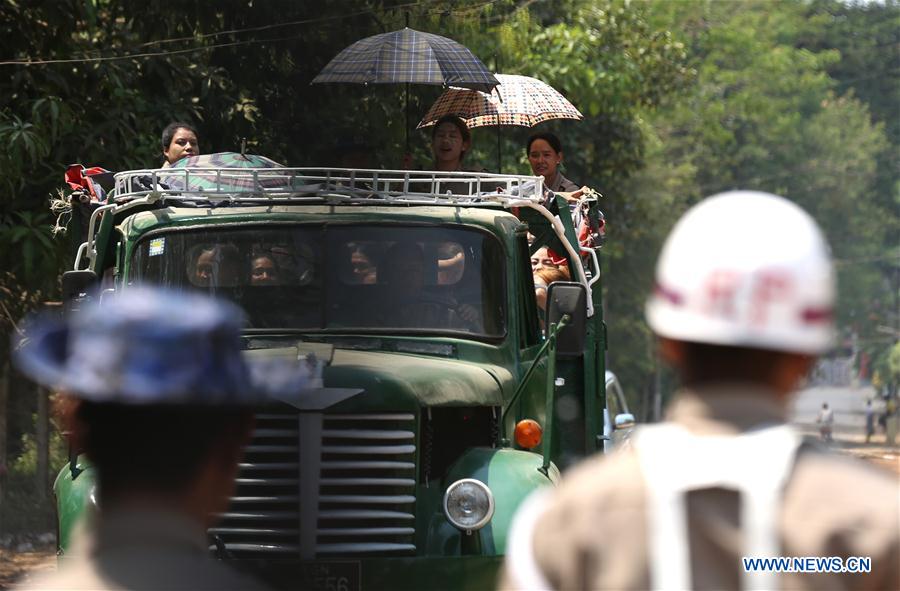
[646, 191, 834, 354]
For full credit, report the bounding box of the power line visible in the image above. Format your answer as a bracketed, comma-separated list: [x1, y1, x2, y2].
[0, 0, 504, 67]
[0, 34, 297, 66]
[134, 2, 427, 48]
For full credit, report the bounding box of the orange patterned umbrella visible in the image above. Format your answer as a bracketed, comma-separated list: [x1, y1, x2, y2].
[417, 74, 583, 129]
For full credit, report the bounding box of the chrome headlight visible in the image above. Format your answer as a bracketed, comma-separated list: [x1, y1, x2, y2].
[442, 478, 494, 532]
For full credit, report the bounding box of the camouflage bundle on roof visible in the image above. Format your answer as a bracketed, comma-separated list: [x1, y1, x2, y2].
[162, 152, 295, 193]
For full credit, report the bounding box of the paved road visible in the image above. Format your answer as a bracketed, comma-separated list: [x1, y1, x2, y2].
[791, 383, 874, 434]
[791, 384, 899, 474]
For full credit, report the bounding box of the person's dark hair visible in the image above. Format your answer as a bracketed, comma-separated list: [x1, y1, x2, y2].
[431, 115, 471, 144]
[161, 122, 199, 150]
[526, 132, 563, 155]
[675, 341, 802, 387]
[77, 401, 253, 497]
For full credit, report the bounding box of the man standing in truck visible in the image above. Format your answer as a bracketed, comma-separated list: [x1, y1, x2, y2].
[14, 289, 276, 590]
[501, 192, 899, 590]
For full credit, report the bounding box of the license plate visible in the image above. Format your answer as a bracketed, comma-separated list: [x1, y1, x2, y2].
[300, 561, 361, 591]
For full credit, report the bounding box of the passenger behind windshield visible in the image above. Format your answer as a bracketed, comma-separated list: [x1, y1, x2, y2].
[191, 244, 241, 287]
[437, 241, 465, 285]
[249, 253, 280, 286]
[381, 243, 440, 328]
[378, 242, 480, 332]
[134, 226, 504, 336]
[349, 243, 378, 285]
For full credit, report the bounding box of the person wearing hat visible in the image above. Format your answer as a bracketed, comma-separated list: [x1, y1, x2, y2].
[500, 192, 899, 590]
[13, 289, 275, 590]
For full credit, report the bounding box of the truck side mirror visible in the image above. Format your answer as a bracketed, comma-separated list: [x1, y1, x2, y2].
[614, 413, 636, 430]
[546, 281, 586, 358]
[62, 270, 98, 302]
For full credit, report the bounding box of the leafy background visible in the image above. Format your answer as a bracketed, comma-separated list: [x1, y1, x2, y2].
[0, 0, 897, 532]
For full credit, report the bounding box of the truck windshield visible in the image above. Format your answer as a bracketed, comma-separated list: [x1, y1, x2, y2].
[132, 225, 506, 337]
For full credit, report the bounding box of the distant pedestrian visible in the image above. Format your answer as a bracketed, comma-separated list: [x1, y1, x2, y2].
[865, 399, 876, 443]
[817, 402, 834, 442]
[12, 288, 295, 590]
[500, 191, 899, 591]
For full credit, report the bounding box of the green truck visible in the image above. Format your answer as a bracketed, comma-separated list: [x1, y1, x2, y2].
[55, 157, 626, 590]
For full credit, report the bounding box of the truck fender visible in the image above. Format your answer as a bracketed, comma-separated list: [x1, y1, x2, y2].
[52, 456, 97, 554]
[427, 447, 559, 556]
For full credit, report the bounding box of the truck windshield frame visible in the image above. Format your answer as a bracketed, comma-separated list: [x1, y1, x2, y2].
[130, 223, 507, 339]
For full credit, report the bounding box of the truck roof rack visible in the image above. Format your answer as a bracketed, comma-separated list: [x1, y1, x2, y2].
[112, 167, 547, 206]
[82, 166, 600, 316]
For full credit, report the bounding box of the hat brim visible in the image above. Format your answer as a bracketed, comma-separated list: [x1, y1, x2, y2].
[13, 316, 73, 393]
[13, 312, 323, 405]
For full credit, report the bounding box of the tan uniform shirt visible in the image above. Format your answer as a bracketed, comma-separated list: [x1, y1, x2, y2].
[545, 172, 580, 194]
[20, 508, 268, 590]
[500, 385, 900, 590]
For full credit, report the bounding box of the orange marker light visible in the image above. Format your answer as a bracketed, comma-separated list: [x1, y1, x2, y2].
[514, 419, 543, 449]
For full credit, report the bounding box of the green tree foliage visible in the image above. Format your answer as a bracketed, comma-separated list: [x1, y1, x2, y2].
[889, 341, 900, 384]
[798, 0, 900, 384]
[0, 0, 895, 425]
[0, 0, 689, 410]
[623, 0, 897, 408]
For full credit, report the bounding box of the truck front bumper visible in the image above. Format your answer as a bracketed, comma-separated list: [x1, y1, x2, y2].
[243, 555, 504, 591]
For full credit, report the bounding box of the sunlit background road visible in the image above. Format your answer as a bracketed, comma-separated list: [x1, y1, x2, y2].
[792, 385, 899, 474]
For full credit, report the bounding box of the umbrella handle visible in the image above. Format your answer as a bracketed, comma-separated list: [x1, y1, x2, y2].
[406, 82, 410, 153]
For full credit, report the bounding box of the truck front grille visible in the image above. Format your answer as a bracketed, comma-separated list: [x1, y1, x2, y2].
[317, 413, 417, 556]
[211, 408, 417, 559]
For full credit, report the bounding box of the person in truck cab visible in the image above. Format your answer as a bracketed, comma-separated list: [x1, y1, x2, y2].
[380, 243, 433, 327]
[380, 242, 480, 332]
[437, 241, 466, 285]
[348, 243, 378, 285]
[531, 246, 560, 272]
[190, 244, 241, 288]
[249, 253, 281, 286]
[161, 122, 200, 167]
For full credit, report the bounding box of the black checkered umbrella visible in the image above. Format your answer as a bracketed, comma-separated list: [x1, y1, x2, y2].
[312, 27, 499, 150]
[313, 27, 498, 91]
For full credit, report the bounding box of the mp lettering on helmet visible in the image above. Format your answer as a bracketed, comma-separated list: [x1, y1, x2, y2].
[703, 270, 741, 319]
[646, 191, 835, 354]
[703, 270, 794, 326]
[749, 271, 792, 326]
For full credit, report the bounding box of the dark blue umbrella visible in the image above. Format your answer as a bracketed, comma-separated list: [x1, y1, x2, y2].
[312, 27, 499, 150]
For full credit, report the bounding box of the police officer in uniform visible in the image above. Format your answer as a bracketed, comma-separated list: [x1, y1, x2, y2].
[501, 192, 899, 590]
[13, 289, 283, 590]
